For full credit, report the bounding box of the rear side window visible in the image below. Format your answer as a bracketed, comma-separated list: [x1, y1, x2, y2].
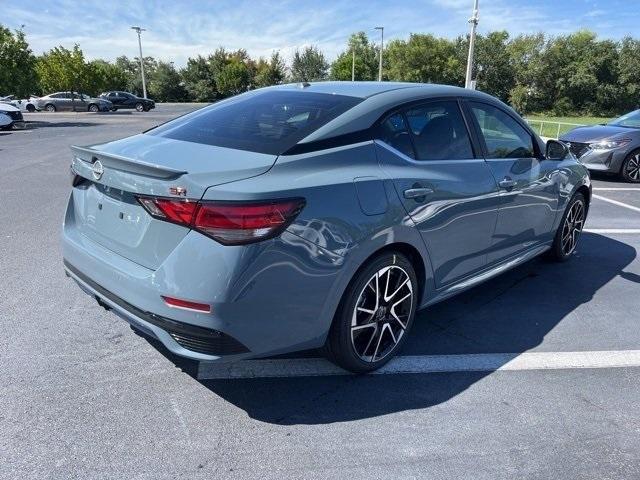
[469, 102, 534, 158]
[378, 113, 415, 159]
[405, 101, 474, 160]
[147, 90, 362, 155]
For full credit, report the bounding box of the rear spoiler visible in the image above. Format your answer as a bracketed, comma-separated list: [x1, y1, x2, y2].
[71, 145, 187, 180]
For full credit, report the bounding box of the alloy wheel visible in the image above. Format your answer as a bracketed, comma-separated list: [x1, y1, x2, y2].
[561, 200, 585, 256]
[624, 154, 640, 181]
[350, 265, 413, 363]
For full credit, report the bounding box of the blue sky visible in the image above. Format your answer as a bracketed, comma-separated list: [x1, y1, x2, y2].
[3, 0, 637, 66]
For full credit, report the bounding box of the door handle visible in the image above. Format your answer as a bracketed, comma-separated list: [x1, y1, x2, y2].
[499, 177, 517, 190]
[403, 187, 434, 199]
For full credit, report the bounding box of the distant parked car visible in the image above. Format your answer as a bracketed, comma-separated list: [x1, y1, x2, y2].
[100, 91, 155, 112]
[0, 95, 39, 112]
[35, 92, 113, 113]
[560, 109, 640, 182]
[0, 102, 25, 130]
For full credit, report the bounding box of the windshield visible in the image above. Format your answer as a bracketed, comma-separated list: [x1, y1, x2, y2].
[146, 89, 362, 155]
[608, 110, 640, 128]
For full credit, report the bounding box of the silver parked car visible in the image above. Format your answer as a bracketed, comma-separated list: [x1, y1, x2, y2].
[36, 92, 112, 113]
[560, 109, 640, 182]
[63, 82, 591, 373]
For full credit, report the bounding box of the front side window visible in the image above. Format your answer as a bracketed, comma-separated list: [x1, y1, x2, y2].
[470, 103, 534, 158]
[404, 101, 474, 160]
[147, 90, 362, 155]
[378, 113, 415, 159]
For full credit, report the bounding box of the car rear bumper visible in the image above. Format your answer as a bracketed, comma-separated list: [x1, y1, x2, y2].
[62, 194, 346, 362]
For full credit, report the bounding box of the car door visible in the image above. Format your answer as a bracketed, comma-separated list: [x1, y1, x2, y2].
[464, 101, 560, 265]
[376, 99, 501, 288]
[56, 93, 72, 111]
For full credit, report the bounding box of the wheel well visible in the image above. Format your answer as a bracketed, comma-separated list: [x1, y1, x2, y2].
[576, 185, 591, 212]
[357, 243, 426, 305]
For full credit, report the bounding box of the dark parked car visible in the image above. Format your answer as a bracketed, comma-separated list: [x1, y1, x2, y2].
[63, 82, 590, 373]
[560, 109, 640, 182]
[100, 91, 155, 112]
[35, 92, 112, 112]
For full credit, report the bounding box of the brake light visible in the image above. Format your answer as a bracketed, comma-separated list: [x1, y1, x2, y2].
[136, 197, 305, 245]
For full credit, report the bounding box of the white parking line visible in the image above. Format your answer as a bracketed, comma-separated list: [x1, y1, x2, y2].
[593, 187, 640, 191]
[592, 194, 640, 214]
[197, 350, 640, 379]
[584, 228, 640, 234]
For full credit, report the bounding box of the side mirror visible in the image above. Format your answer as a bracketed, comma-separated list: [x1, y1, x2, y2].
[546, 139, 569, 160]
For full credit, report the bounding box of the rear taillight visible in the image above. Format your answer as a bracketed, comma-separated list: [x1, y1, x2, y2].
[136, 196, 305, 245]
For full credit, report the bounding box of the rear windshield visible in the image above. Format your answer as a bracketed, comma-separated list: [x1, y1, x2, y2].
[146, 90, 362, 155]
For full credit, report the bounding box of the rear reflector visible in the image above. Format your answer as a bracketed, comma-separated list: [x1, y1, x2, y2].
[162, 295, 211, 313]
[136, 196, 305, 245]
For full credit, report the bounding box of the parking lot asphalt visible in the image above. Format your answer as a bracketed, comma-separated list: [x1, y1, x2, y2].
[1, 105, 640, 479]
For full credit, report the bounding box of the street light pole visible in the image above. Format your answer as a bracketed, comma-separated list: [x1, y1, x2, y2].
[131, 26, 147, 99]
[464, 0, 479, 89]
[375, 26, 384, 81]
[352, 49, 355, 81]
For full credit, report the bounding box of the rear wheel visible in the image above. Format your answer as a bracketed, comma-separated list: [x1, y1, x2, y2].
[45, 104, 56, 112]
[135, 102, 144, 112]
[88, 104, 99, 113]
[621, 150, 640, 183]
[325, 252, 418, 373]
[549, 192, 586, 262]
[26, 104, 36, 113]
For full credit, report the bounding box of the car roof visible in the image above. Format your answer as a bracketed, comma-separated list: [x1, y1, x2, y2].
[274, 81, 509, 145]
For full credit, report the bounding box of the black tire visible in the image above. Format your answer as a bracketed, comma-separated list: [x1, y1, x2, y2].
[548, 192, 586, 262]
[325, 251, 418, 373]
[620, 150, 640, 183]
[26, 104, 36, 113]
[135, 102, 144, 112]
[45, 104, 56, 112]
[111, 107, 118, 112]
[88, 104, 99, 113]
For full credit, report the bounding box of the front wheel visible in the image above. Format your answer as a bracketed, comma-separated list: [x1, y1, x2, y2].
[548, 192, 586, 262]
[135, 102, 144, 112]
[325, 252, 418, 373]
[621, 150, 640, 183]
[26, 104, 36, 113]
[88, 104, 99, 113]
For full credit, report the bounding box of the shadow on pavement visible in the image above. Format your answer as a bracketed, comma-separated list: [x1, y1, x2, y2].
[25, 120, 102, 129]
[143, 232, 636, 425]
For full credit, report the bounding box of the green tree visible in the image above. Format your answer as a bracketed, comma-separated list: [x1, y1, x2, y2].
[0, 25, 38, 97]
[254, 52, 286, 88]
[181, 54, 217, 101]
[213, 49, 254, 97]
[473, 31, 515, 102]
[36, 45, 90, 94]
[290, 46, 328, 82]
[115, 55, 158, 96]
[617, 37, 640, 111]
[385, 34, 463, 84]
[148, 61, 187, 101]
[506, 33, 545, 113]
[330, 32, 379, 81]
[86, 59, 128, 94]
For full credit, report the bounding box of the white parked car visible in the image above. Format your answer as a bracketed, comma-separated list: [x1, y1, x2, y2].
[0, 103, 25, 130]
[0, 95, 39, 112]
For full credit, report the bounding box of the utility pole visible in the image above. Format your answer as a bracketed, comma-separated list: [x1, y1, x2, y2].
[375, 26, 384, 81]
[464, 0, 479, 89]
[351, 49, 355, 81]
[131, 26, 147, 98]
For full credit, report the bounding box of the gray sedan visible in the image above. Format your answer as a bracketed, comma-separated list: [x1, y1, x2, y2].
[62, 82, 590, 373]
[560, 109, 640, 182]
[35, 92, 112, 113]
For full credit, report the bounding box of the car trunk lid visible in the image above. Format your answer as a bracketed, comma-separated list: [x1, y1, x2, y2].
[69, 134, 277, 269]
